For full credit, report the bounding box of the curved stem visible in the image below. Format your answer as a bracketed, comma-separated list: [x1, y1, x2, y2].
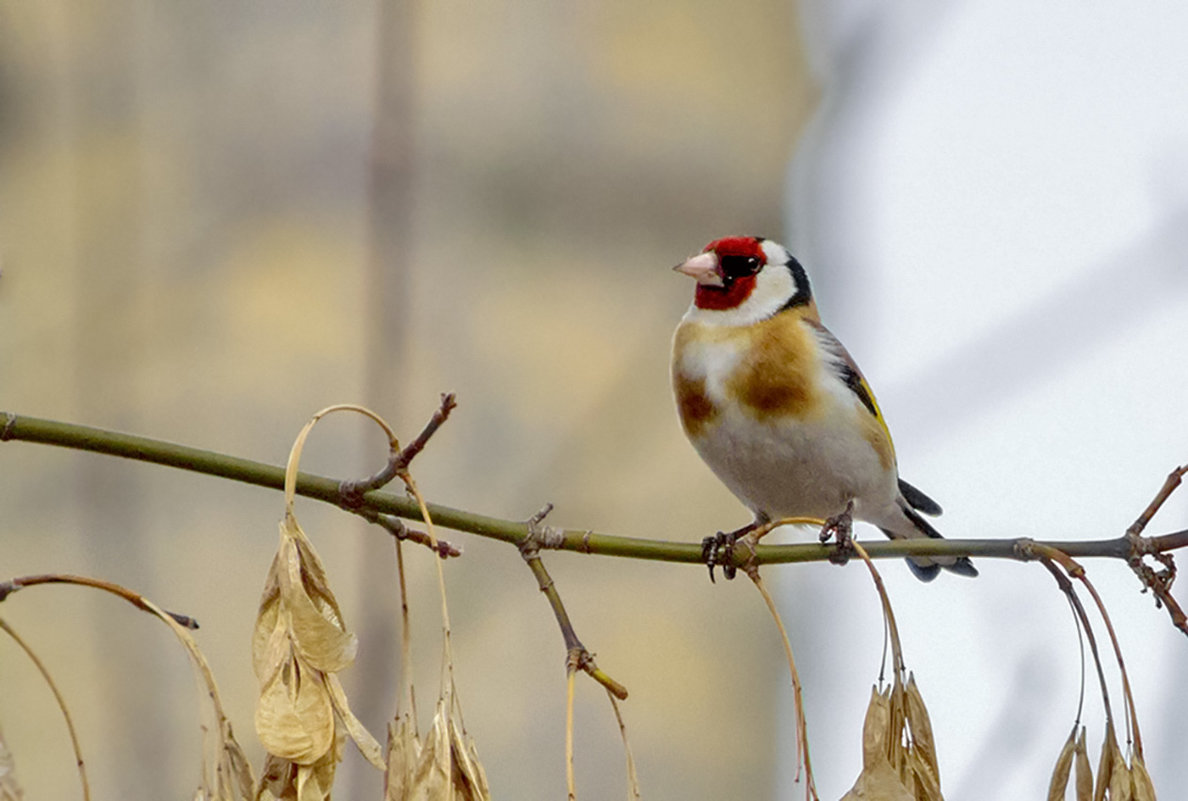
[0, 618, 90, 801]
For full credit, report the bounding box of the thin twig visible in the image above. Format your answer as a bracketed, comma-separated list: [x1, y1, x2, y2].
[606, 689, 642, 800]
[0, 574, 198, 629]
[746, 569, 817, 801]
[338, 393, 457, 505]
[0, 618, 90, 801]
[4, 412, 1187, 563]
[369, 511, 462, 558]
[394, 535, 417, 723]
[3, 413, 1187, 633]
[1125, 466, 1188, 637]
[402, 472, 455, 692]
[850, 542, 904, 678]
[1127, 465, 1187, 538]
[393, 392, 457, 474]
[566, 658, 578, 801]
[0, 411, 16, 441]
[1034, 555, 1115, 730]
[138, 596, 255, 796]
[1064, 563, 1143, 756]
[519, 505, 629, 699]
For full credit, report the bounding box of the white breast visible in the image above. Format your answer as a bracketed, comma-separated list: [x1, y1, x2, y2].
[675, 320, 897, 523]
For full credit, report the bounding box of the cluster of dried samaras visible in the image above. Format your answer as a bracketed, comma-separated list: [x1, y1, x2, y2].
[248, 506, 489, 801]
[232, 403, 490, 801]
[839, 676, 1155, 800]
[841, 674, 941, 800]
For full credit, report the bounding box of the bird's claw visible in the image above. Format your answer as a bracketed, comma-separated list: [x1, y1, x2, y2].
[820, 501, 855, 565]
[701, 531, 739, 583]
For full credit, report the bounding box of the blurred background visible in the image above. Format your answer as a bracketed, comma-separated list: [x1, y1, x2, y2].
[1, 2, 1186, 799]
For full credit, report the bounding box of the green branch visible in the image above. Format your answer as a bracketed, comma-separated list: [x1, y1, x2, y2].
[3, 412, 1186, 571]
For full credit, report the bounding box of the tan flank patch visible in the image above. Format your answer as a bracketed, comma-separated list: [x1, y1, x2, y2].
[673, 371, 718, 438]
[725, 311, 822, 422]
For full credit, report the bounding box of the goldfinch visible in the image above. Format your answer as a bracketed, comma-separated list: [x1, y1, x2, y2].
[671, 236, 976, 581]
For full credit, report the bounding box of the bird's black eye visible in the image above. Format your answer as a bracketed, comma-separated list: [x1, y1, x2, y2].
[719, 254, 762, 278]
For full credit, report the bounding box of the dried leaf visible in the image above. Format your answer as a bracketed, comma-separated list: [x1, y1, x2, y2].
[1049, 729, 1077, 801]
[1075, 728, 1092, 801]
[326, 673, 385, 769]
[255, 655, 335, 764]
[1130, 755, 1156, 801]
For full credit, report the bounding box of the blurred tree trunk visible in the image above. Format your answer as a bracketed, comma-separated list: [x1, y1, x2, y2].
[65, 4, 164, 798]
[350, 0, 420, 796]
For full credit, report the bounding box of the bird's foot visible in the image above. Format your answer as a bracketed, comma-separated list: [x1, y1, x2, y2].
[820, 500, 855, 565]
[701, 521, 761, 583]
[701, 531, 737, 583]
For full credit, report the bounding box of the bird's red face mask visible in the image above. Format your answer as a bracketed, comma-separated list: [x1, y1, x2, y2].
[674, 236, 767, 311]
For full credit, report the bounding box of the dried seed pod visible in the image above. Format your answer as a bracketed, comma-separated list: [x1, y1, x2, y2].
[905, 674, 938, 777]
[252, 512, 381, 784]
[840, 687, 916, 801]
[254, 652, 335, 764]
[327, 673, 385, 769]
[277, 516, 357, 674]
[1075, 728, 1092, 801]
[840, 758, 915, 801]
[0, 726, 22, 801]
[384, 714, 422, 801]
[1049, 729, 1077, 800]
[907, 747, 942, 801]
[1130, 755, 1156, 801]
[256, 733, 342, 801]
[1094, 722, 1117, 801]
[410, 701, 453, 800]
[1107, 742, 1132, 801]
[449, 716, 491, 801]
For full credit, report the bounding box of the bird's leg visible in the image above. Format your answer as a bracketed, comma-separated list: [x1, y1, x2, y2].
[820, 499, 855, 565]
[701, 517, 764, 583]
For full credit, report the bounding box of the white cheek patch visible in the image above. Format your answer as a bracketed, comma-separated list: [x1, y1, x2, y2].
[751, 262, 797, 315]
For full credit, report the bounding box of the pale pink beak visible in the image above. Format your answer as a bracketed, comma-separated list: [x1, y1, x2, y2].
[673, 251, 724, 286]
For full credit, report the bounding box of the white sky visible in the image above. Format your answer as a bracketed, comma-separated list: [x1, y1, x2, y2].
[780, 2, 1188, 797]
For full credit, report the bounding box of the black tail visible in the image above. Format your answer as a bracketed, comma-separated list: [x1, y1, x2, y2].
[880, 501, 978, 581]
[899, 478, 943, 516]
[904, 506, 978, 579]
